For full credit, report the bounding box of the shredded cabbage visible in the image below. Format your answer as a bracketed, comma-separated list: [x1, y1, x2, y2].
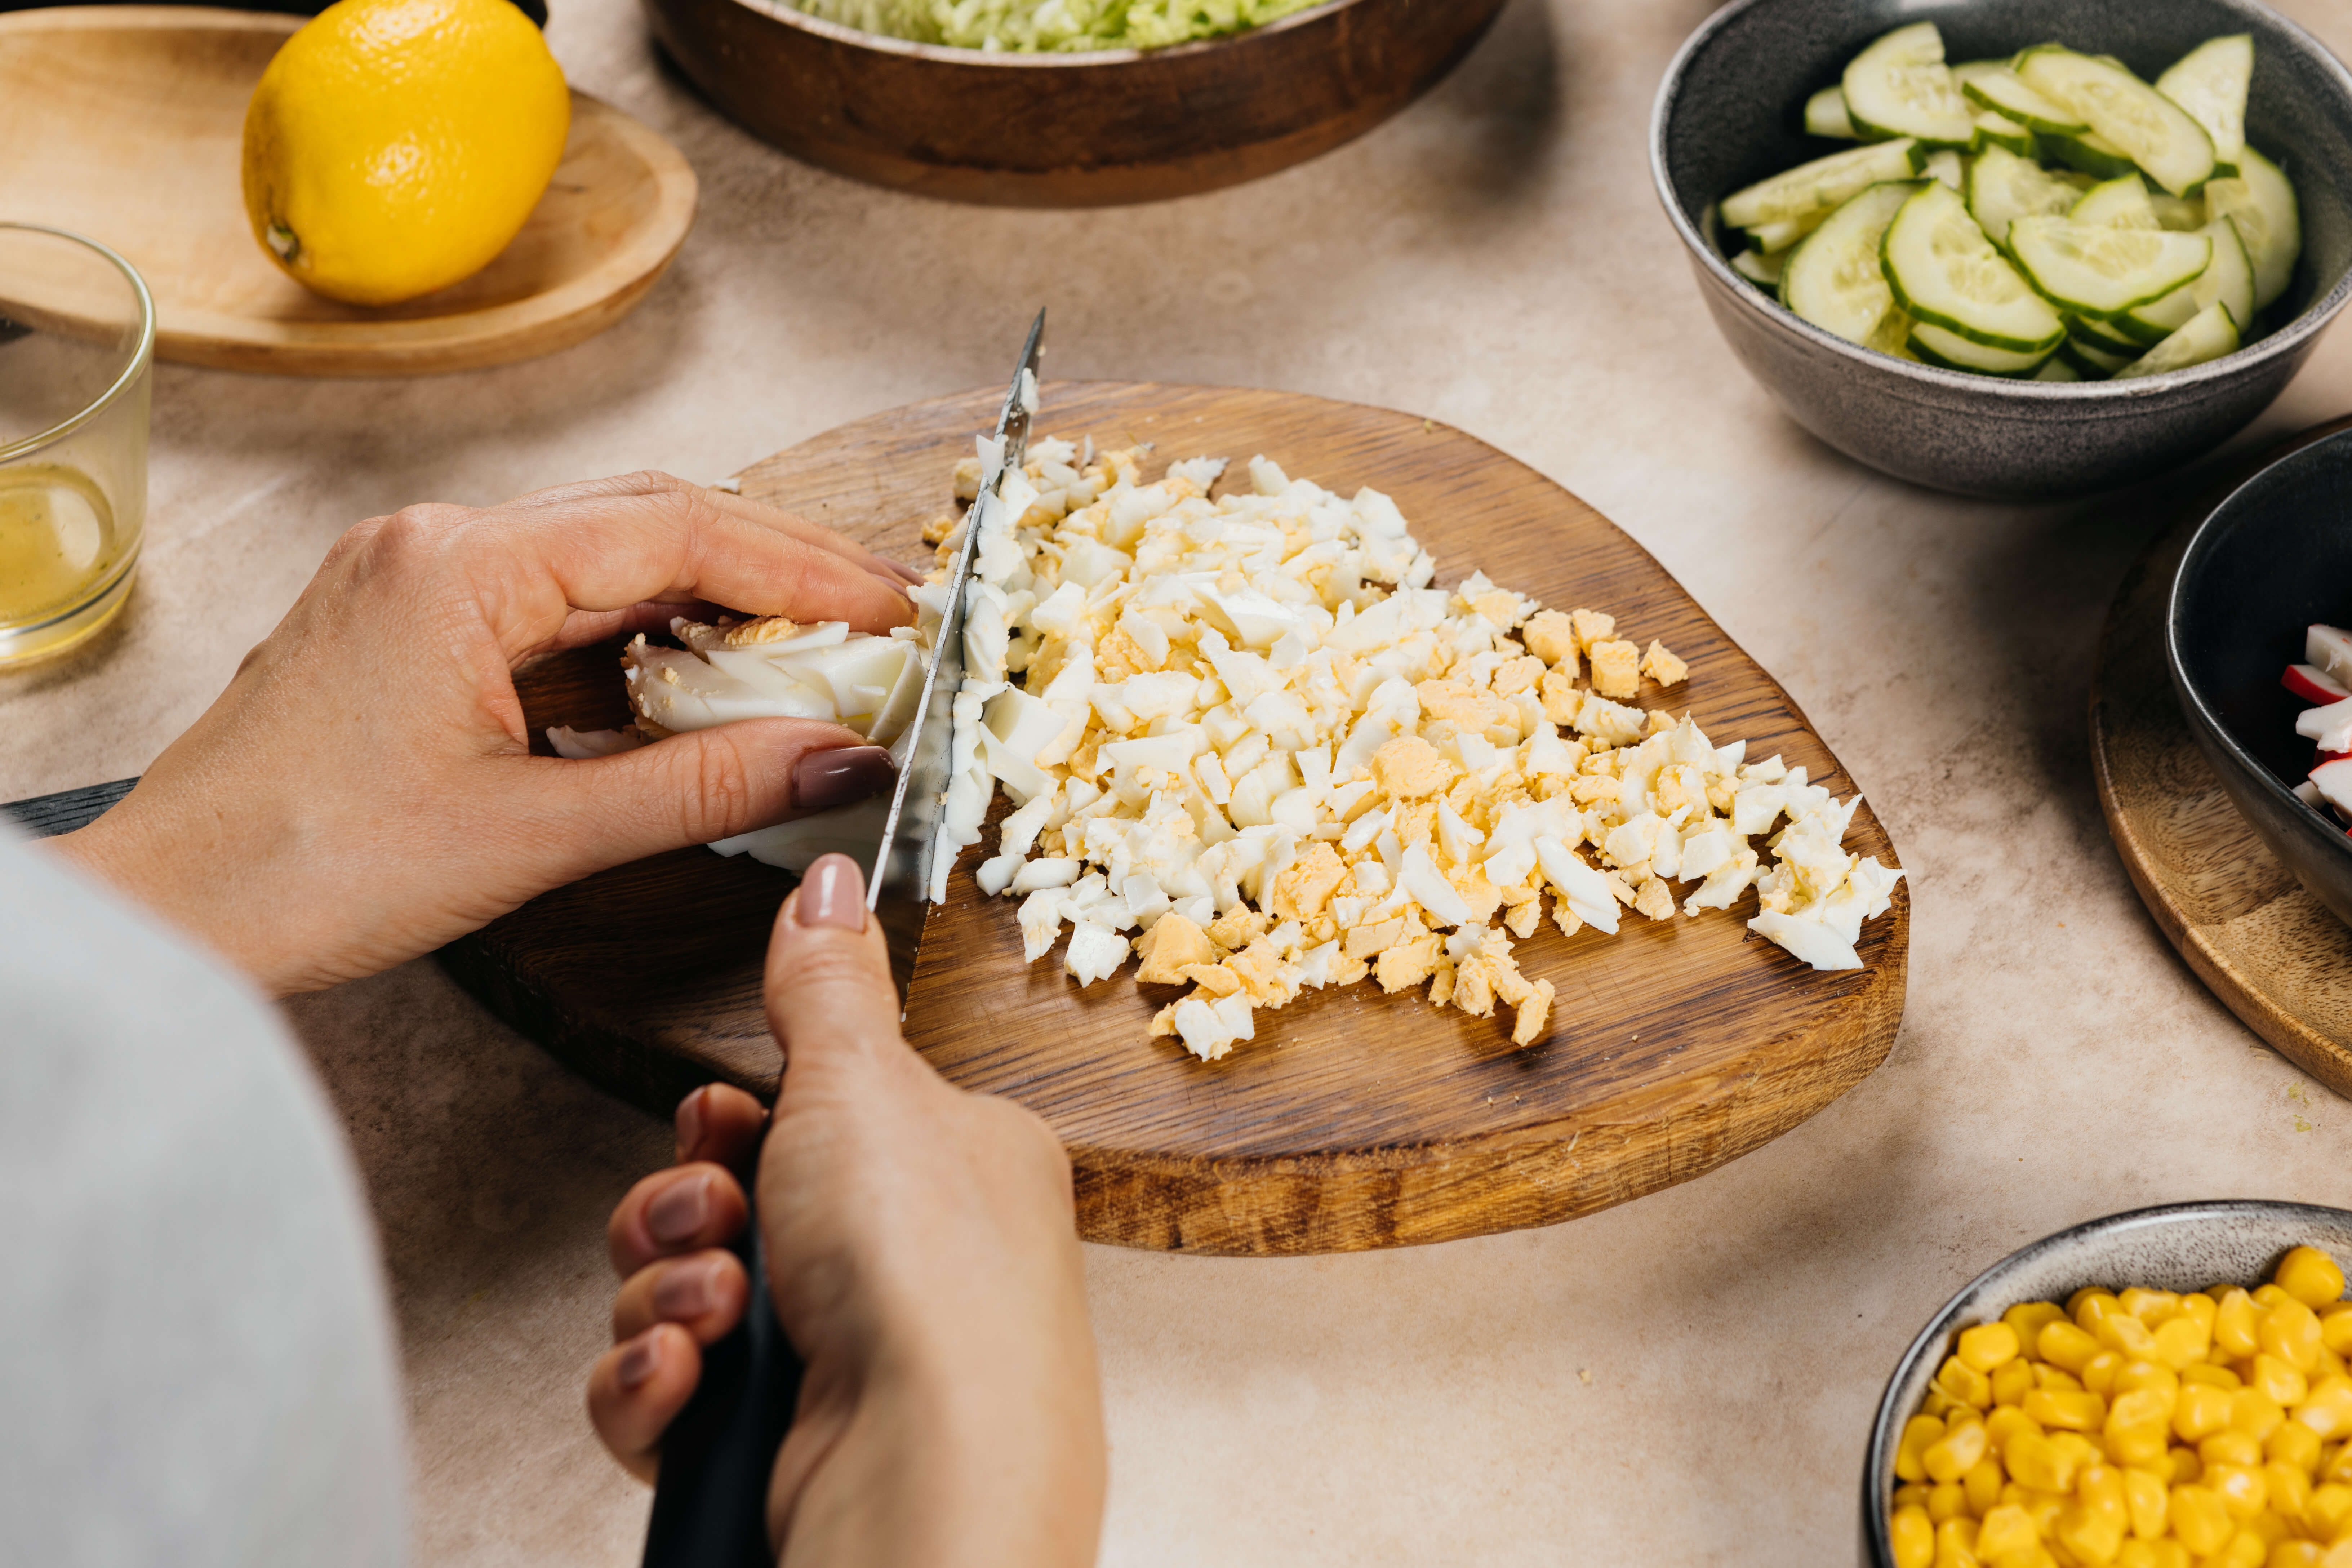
[788, 0, 1323, 52]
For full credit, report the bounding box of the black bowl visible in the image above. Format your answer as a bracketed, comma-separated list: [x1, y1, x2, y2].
[2169, 427, 2352, 927]
[1651, 0, 2352, 498]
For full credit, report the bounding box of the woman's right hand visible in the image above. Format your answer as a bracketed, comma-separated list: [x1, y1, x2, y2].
[587, 854, 1106, 1568]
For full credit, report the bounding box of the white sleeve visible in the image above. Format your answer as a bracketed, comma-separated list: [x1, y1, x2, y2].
[0, 826, 409, 1568]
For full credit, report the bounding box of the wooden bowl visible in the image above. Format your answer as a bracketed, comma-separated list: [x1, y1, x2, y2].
[639, 0, 1507, 207]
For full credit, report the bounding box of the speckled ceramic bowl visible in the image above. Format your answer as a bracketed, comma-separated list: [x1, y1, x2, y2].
[2169, 428, 2352, 930]
[1651, 0, 2352, 499]
[1861, 1202, 2352, 1566]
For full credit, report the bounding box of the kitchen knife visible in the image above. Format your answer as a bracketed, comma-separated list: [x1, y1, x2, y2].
[640, 310, 1045, 1568]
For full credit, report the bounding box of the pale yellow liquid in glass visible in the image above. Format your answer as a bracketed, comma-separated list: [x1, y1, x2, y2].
[0, 463, 117, 624]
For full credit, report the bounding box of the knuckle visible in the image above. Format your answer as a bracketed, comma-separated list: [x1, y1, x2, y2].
[774, 934, 887, 997]
[679, 734, 758, 842]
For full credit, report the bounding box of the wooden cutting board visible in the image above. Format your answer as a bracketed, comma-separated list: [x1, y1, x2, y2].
[443, 381, 1911, 1255]
[2090, 416, 2352, 1102]
[0, 6, 697, 376]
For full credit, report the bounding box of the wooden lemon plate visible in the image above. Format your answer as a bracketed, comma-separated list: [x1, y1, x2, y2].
[0, 6, 697, 376]
[2091, 416, 2352, 1102]
[442, 381, 1912, 1254]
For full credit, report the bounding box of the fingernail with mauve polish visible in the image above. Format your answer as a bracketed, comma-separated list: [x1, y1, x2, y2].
[645, 1172, 710, 1245]
[673, 1086, 704, 1161]
[888, 559, 926, 585]
[795, 852, 867, 932]
[796, 745, 894, 812]
[616, 1331, 661, 1391]
[653, 1255, 725, 1320]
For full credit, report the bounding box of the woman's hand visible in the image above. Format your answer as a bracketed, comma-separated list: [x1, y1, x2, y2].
[588, 854, 1106, 1568]
[50, 472, 917, 994]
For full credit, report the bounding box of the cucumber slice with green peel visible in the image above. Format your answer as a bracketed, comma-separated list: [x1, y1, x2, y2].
[2114, 300, 2240, 378]
[1721, 138, 1925, 231]
[2156, 34, 2251, 173]
[1806, 85, 1859, 139]
[2151, 191, 2207, 231]
[2043, 128, 2142, 181]
[2059, 337, 2130, 377]
[2033, 355, 2084, 381]
[1908, 320, 2055, 376]
[1970, 110, 2036, 158]
[2007, 218, 2211, 319]
[1924, 150, 1964, 191]
[2015, 48, 2217, 196]
[1881, 181, 2064, 353]
[1966, 145, 2083, 249]
[2069, 173, 2159, 229]
[1746, 219, 1810, 254]
[1843, 23, 1975, 148]
[2067, 312, 2143, 356]
[1779, 181, 1920, 346]
[2122, 216, 2253, 343]
[1866, 307, 1920, 360]
[2204, 147, 2300, 310]
[1960, 66, 2087, 136]
[1730, 248, 1786, 287]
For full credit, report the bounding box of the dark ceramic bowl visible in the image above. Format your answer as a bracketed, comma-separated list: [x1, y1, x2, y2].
[2169, 429, 2352, 928]
[1861, 1201, 2352, 1567]
[1651, 0, 2352, 498]
[642, 0, 1506, 208]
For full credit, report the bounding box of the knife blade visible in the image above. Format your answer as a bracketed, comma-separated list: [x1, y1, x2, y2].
[639, 309, 1045, 1568]
[866, 307, 1045, 995]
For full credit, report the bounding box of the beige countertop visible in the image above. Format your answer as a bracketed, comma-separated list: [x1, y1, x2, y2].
[10, 0, 2352, 1560]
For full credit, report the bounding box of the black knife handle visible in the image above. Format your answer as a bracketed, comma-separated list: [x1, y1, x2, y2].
[642, 1185, 804, 1568]
[3, 777, 138, 838]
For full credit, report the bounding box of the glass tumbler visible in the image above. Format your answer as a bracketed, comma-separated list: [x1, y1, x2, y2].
[0, 224, 155, 666]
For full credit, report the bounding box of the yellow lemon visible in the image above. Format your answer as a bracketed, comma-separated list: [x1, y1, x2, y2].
[242, 0, 569, 306]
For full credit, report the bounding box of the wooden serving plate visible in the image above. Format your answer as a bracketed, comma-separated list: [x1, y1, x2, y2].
[0, 7, 697, 376]
[442, 381, 1911, 1254]
[643, 0, 1504, 208]
[2091, 416, 2352, 1102]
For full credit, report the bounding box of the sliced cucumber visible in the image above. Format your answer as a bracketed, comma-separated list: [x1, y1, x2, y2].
[2059, 337, 2130, 377]
[1867, 307, 1920, 361]
[2156, 34, 2251, 173]
[2008, 218, 2211, 319]
[1881, 181, 2064, 353]
[1908, 320, 2054, 376]
[1721, 138, 1925, 231]
[2033, 355, 2084, 381]
[1806, 84, 1859, 139]
[1971, 110, 2037, 158]
[1746, 219, 1809, 254]
[1779, 181, 1919, 346]
[2151, 191, 2207, 231]
[2114, 300, 2240, 378]
[1924, 149, 1964, 191]
[2042, 128, 2140, 181]
[2203, 146, 2301, 310]
[2067, 312, 2143, 356]
[2069, 172, 2160, 228]
[1966, 144, 2083, 249]
[1843, 22, 1975, 148]
[1960, 65, 2087, 136]
[2015, 48, 2217, 196]
[1730, 247, 1786, 287]
[2122, 216, 2253, 343]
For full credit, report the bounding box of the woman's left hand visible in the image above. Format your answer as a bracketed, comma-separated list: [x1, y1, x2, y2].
[51, 472, 918, 994]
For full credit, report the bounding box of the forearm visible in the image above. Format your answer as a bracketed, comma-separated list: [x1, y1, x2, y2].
[777, 1351, 1103, 1568]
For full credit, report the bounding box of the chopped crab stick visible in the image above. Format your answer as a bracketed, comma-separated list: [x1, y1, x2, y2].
[2285, 661, 2352, 705]
[2297, 697, 2352, 752]
[2312, 756, 2352, 814]
[2309, 624, 2352, 688]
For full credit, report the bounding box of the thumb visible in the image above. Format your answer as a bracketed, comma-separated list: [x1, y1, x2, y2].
[527, 721, 896, 875]
[763, 853, 907, 1078]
